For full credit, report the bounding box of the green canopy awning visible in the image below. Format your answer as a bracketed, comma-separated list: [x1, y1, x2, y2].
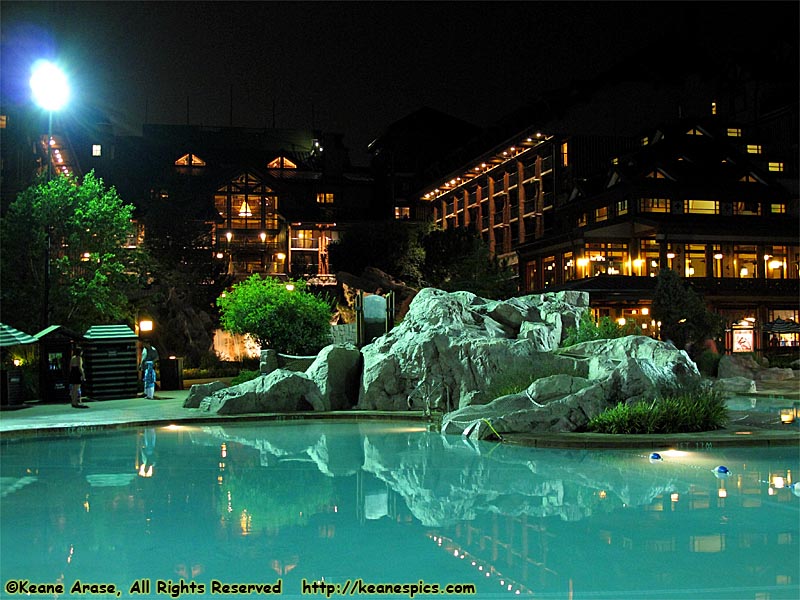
[0, 323, 39, 348]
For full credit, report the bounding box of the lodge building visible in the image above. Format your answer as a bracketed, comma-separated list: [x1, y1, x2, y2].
[418, 110, 799, 343]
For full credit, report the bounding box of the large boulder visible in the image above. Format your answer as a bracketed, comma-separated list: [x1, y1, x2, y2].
[199, 369, 326, 414]
[357, 288, 589, 411]
[305, 344, 362, 410]
[183, 380, 229, 408]
[440, 335, 702, 440]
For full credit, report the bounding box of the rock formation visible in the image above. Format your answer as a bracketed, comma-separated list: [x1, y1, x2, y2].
[188, 287, 702, 439]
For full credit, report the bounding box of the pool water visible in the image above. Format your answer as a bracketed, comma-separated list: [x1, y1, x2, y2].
[1, 421, 798, 599]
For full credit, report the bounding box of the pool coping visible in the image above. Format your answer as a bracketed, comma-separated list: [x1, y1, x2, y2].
[1, 391, 799, 448]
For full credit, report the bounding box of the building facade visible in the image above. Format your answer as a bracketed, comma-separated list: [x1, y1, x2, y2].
[419, 111, 799, 346]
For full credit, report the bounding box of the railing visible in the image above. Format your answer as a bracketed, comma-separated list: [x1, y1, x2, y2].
[290, 238, 319, 250]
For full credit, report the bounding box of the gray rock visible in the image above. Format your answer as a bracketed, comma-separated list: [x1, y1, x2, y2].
[199, 369, 326, 414]
[183, 380, 229, 408]
[717, 354, 762, 380]
[260, 349, 279, 375]
[441, 335, 702, 440]
[713, 377, 756, 394]
[358, 287, 592, 411]
[305, 344, 362, 410]
[758, 367, 795, 381]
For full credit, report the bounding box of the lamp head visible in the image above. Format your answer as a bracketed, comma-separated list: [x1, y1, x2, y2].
[30, 60, 70, 112]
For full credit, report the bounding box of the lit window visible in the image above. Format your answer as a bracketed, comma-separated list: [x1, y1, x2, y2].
[739, 173, 762, 183]
[640, 198, 670, 213]
[768, 162, 784, 172]
[175, 153, 206, 166]
[267, 156, 297, 169]
[611, 157, 619, 165]
[733, 202, 760, 216]
[92, 144, 102, 157]
[316, 193, 334, 204]
[0, 115, 7, 128]
[560, 141, 569, 167]
[711, 102, 717, 115]
[641, 136, 649, 146]
[686, 128, 705, 136]
[646, 170, 667, 179]
[771, 204, 786, 214]
[394, 206, 410, 220]
[727, 128, 742, 137]
[577, 213, 588, 227]
[595, 207, 608, 222]
[746, 144, 762, 154]
[684, 200, 719, 214]
[617, 200, 628, 215]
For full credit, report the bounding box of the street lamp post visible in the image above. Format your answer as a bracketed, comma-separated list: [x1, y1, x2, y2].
[30, 60, 69, 329]
[30, 60, 69, 179]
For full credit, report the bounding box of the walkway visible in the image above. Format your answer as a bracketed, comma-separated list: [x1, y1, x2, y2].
[1, 381, 798, 448]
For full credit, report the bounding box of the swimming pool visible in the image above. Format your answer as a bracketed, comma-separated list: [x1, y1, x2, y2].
[1, 421, 797, 599]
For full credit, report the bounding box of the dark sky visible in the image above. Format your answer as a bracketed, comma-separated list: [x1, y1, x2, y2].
[2, 1, 796, 165]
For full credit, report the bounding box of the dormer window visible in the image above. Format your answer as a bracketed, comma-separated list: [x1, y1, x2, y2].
[740, 173, 764, 184]
[92, 144, 102, 157]
[175, 153, 206, 167]
[267, 156, 297, 169]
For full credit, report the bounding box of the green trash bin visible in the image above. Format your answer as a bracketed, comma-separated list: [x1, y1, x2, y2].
[160, 357, 184, 390]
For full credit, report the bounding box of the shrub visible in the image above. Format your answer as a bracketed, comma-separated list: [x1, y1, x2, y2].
[217, 275, 333, 355]
[562, 312, 643, 347]
[230, 370, 260, 386]
[695, 350, 721, 377]
[586, 388, 728, 434]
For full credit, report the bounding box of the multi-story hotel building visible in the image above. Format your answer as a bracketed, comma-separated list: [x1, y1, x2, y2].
[418, 111, 799, 345]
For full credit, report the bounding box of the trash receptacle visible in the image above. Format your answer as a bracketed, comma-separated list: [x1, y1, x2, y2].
[1, 369, 25, 406]
[160, 357, 184, 391]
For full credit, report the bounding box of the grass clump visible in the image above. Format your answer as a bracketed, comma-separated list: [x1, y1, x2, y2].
[586, 388, 728, 434]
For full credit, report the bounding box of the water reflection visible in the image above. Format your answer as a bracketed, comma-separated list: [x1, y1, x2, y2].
[0, 422, 797, 599]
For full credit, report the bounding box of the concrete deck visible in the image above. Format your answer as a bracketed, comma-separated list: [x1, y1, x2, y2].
[1, 382, 798, 448]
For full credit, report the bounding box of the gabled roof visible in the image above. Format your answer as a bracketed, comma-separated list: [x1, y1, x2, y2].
[602, 117, 788, 199]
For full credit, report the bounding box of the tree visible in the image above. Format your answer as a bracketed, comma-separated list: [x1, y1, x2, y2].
[327, 221, 431, 286]
[216, 275, 333, 355]
[651, 268, 724, 352]
[421, 227, 517, 299]
[1, 172, 145, 333]
[138, 185, 232, 364]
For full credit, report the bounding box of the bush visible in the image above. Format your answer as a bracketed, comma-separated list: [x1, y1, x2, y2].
[695, 350, 721, 377]
[562, 312, 643, 347]
[230, 370, 260, 386]
[217, 275, 333, 355]
[586, 388, 728, 434]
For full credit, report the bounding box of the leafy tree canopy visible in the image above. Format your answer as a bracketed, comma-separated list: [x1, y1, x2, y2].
[421, 227, 517, 299]
[327, 221, 431, 287]
[216, 275, 333, 355]
[651, 268, 724, 351]
[1, 171, 146, 334]
[328, 223, 516, 298]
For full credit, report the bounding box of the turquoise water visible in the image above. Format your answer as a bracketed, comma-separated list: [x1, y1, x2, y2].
[1, 421, 798, 599]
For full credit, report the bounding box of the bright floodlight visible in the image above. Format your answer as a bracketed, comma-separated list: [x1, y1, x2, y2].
[30, 60, 69, 111]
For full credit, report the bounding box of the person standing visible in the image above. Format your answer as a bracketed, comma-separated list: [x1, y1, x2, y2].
[69, 348, 89, 408]
[139, 340, 159, 399]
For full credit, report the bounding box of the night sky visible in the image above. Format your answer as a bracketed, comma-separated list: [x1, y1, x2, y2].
[2, 2, 796, 165]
